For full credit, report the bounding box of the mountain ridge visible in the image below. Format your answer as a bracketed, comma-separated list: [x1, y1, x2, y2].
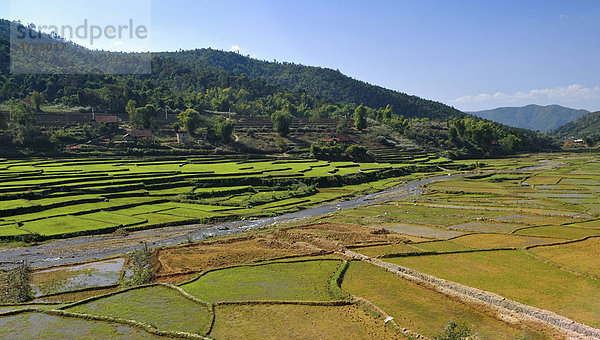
[469, 104, 589, 132]
[553, 110, 600, 140]
[157, 48, 466, 120]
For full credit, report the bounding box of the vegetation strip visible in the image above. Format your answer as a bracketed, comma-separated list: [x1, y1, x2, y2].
[213, 300, 351, 306]
[378, 247, 518, 258]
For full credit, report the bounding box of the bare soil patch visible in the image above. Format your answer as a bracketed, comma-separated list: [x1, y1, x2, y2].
[154, 236, 318, 279]
[280, 222, 413, 249]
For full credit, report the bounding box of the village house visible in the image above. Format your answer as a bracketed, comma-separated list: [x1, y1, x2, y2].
[176, 131, 191, 144]
[125, 129, 153, 141]
[94, 115, 119, 129]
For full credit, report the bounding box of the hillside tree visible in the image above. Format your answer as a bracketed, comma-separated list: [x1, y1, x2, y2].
[130, 104, 156, 129]
[30, 91, 42, 112]
[125, 99, 137, 115]
[271, 110, 293, 136]
[178, 108, 202, 134]
[353, 104, 367, 130]
[216, 119, 236, 143]
[10, 102, 39, 145]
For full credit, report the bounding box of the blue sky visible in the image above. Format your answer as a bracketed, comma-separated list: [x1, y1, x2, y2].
[3, 0, 600, 111]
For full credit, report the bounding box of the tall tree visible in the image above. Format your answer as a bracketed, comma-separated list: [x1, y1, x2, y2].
[353, 105, 367, 130]
[130, 104, 156, 129]
[178, 108, 202, 134]
[10, 102, 38, 145]
[125, 99, 137, 115]
[30, 91, 43, 112]
[216, 119, 236, 143]
[271, 110, 293, 136]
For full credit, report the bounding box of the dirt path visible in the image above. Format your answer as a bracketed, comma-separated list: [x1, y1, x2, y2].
[343, 249, 600, 339]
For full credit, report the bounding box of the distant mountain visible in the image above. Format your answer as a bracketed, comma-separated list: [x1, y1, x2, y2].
[553, 111, 600, 139]
[470, 104, 589, 132]
[157, 49, 466, 120]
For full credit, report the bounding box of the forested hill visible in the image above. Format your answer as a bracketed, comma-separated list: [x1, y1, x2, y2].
[470, 104, 589, 132]
[0, 19, 462, 121]
[0, 19, 558, 157]
[157, 49, 465, 120]
[553, 111, 600, 140]
[0, 19, 338, 117]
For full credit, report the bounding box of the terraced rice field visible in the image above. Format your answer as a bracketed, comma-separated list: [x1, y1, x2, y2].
[0, 312, 161, 339]
[451, 233, 560, 249]
[181, 260, 343, 302]
[0, 156, 435, 241]
[2, 154, 600, 339]
[387, 249, 600, 328]
[31, 258, 125, 297]
[530, 237, 600, 277]
[338, 155, 600, 335]
[341, 261, 546, 339]
[210, 304, 402, 340]
[68, 285, 212, 334]
[154, 236, 317, 278]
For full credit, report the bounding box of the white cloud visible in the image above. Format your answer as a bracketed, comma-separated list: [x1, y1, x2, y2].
[452, 84, 600, 107]
[113, 41, 125, 46]
[230, 45, 241, 53]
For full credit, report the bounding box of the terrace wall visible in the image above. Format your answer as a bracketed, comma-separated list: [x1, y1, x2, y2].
[4, 112, 342, 130]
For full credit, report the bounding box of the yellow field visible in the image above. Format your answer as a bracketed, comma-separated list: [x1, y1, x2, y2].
[387, 250, 600, 328]
[341, 261, 547, 339]
[210, 304, 402, 340]
[451, 233, 561, 249]
[530, 237, 600, 277]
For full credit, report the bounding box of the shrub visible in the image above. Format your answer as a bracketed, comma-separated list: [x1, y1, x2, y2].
[14, 232, 42, 244]
[336, 121, 350, 135]
[310, 142, 344, 160]
[434, 320, 473, 340]
[2, 261, 33, 303]
[124, 243, 154, 286]
[345, 144, 371, 161]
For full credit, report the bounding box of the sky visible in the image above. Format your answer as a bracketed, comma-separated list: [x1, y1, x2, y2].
[2, 0, 600, 112]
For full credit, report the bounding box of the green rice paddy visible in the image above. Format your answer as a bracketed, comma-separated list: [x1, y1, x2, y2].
[0, 156, 436, 240]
